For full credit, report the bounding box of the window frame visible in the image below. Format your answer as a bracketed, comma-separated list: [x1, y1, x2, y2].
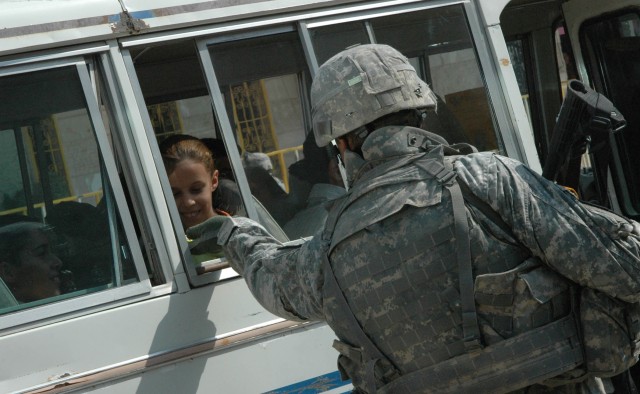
[0, 54, 152, 331]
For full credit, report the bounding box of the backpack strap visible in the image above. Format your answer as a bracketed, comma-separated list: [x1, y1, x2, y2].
[322, 253, 400, 393]
[378, 314, 583, 394]
[417, 158, 482, 352]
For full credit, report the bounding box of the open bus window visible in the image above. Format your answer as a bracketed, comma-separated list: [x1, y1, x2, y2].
[580, 11, 640, 218]
[208, 32, 336, 241]
[0, 65, 144, 315]
[130, 40, 243, 281]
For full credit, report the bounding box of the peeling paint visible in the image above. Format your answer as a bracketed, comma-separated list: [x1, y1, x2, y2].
[110, 11, 150, 34]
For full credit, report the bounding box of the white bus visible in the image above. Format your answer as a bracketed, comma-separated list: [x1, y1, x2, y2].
[0, 0, 638, 392]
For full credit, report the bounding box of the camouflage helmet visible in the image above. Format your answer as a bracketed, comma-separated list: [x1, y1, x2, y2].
[311, 44, 437, 147]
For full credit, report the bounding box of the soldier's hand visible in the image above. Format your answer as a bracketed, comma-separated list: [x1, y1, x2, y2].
[186, 215, 231, 255]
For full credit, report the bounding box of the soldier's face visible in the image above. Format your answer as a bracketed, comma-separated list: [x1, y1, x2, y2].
[336, 138, 349, 163]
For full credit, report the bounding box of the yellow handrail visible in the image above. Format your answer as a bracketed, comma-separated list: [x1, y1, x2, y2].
[0, 190, 103, 217]
[265, 145, 303, 192]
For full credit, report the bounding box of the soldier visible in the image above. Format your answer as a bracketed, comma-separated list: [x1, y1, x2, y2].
[187, 44, 640, 393]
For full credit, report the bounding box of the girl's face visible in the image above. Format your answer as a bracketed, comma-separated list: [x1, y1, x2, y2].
[168, 159, 219, 230]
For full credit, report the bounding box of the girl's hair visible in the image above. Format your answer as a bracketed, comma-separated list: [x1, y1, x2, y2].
[161, 136, 216, 176]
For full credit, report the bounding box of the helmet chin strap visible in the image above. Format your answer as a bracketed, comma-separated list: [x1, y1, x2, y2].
[331, 139, 350, 191]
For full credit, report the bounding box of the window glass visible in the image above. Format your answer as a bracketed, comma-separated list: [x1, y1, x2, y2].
[310, 21, 370, 65]
[372, 6, 498, 151]
[554, 26, 579, 97]
[0, 66, 139, 314]
[208, 32, 345, 241]
[506, 38, 540, 153]
[310, 5, 499, 152]
[581, 12, 640, 217]
[131, 40, 245, 281]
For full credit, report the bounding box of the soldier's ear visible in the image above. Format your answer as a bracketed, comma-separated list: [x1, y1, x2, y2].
[335, 138, 349, 155]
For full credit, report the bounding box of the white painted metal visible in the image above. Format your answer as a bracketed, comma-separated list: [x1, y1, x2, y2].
[476, 0, 542, 172]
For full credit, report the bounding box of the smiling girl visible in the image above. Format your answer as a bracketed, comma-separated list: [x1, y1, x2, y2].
[161, 136, 228, 230]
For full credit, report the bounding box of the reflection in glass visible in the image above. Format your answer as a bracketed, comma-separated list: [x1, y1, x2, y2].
[582, 12, 640, 217]
[310, 21, 370, 65]
[0, 66, 138, 313]
[370, 5, 499, 151]
[208, 33, 327, 239]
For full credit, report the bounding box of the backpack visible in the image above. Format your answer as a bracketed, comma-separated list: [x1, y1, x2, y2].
[460, 172, 640, 379]
[323, 147, 640, 393]
[573, 201, 640, 377]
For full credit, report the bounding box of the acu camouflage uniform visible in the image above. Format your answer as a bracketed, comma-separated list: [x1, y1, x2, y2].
[217, 125, 640, 393]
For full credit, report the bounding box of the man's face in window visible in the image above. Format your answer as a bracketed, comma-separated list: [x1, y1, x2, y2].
[10, 229, 63, 303]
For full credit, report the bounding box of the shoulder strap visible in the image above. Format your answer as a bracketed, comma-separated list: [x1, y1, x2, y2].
[456, 179, 513, 237]
[418, 158, 482, 352]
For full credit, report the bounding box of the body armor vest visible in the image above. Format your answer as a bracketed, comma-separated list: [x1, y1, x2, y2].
[321, 148, 581, 393]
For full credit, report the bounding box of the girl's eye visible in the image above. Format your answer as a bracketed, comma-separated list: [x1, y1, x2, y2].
[190, 187, 204, 195]
[173, 191, 181, 198]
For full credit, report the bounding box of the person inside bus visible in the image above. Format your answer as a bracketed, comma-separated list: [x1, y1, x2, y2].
[242, 151, 294, 227]
[200, 137, 244, 215]
[161, 134, 290, 243]
[161, 136, 228, 262]
[161, 135, 243, 216]
[0, 218, 63, 304]
[46, 201, 113, 290]
[283, 131, 346, 239]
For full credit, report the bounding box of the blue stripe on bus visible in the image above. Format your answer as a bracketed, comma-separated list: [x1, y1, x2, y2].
[108, 10, 155, 23]
[263, 371, 351, 394]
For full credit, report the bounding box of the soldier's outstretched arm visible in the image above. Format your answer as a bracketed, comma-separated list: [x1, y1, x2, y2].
[215, 216, 327, 322]
[455, 152, 640, 302]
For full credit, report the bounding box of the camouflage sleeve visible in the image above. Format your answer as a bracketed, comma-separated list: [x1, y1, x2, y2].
[217, 216, 326, 321]
[456, 152, 640, 302]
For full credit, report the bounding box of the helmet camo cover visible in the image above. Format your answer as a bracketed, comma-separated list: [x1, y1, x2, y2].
[311, 44, 437, 147]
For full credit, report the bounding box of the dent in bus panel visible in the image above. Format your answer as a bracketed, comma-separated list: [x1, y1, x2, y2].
[0, 67, 138, 314]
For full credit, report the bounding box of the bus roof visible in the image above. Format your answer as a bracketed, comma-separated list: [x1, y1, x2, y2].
[0, 0, 365, 57]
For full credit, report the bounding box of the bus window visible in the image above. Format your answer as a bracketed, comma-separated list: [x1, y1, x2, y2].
[129, 39, 248, 283]
[310, 21, 371, 65]
[580, 11, 640, 218]
[554, 26, 579, 97]
[208, 32, 332, 240]
[309, 5, 500, 152]
[0, 65, 145, 315]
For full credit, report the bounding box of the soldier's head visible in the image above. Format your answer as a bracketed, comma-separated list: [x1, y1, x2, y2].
[311, 44, 437, 157]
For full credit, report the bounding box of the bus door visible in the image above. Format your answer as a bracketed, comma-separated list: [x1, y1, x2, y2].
[562, 0, 640, 219]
